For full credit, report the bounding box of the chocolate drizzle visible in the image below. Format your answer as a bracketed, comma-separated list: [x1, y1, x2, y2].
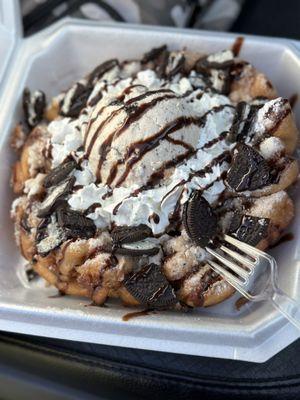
[84, 90, 177, 179]
[112, 116, 197, 187]
[109, 105, 231, 187]
[141, 45, 167, 64]
[231, 36, 244, 57]
[88, 59, 119, 85]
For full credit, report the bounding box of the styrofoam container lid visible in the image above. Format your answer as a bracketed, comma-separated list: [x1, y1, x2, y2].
[0, 0, 21, 87]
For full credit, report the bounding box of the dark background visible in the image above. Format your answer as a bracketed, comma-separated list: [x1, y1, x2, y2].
[1, 1, 300, 399]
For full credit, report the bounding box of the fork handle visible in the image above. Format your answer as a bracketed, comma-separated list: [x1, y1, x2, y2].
[271, 289, 300, 331]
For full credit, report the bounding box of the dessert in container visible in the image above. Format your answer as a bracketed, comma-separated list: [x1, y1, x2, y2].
[0, 2, 300, 362]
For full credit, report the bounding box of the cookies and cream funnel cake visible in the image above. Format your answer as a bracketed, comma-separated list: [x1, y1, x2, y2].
[11, 43, 299, 309]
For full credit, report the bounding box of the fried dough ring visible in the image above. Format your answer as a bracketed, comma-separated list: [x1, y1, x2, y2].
[12, 50, 298, 309]
[11, 125, 49, 194]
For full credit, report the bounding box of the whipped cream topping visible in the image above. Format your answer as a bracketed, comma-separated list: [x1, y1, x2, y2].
[44, 49, 287, 236]
[68, 105, 234, 234]
[48, 116, 87, 167]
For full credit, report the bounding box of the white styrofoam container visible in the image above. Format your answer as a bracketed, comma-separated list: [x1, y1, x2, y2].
[0, 0, 20, 88]
[0, 13, 300, 363]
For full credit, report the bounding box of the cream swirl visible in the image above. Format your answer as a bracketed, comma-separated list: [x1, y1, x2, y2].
[46, 50, 247, 234]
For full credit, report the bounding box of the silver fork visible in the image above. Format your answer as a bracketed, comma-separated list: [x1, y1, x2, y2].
[206, 234, 300, 330]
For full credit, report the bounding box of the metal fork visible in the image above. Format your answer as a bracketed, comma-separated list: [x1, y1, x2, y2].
[206, 235, 300, 330]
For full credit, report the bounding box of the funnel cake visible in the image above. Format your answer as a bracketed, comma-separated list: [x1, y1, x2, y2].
[11, 44, 299, 309]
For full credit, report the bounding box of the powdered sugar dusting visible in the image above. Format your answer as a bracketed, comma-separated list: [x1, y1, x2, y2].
[259, 137, 284, 160]
[249, 191, 287, 217]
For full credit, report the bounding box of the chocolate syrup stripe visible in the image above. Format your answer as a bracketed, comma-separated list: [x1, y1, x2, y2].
[84, 78, 137, 144]
[110, 116, 197, 187]
[84, 88, 174, 150]
[160, 152, 229, 207]
[111, 151, 229, 218]
[95, 92, 179, 182]
[84, 81, 136, 143]
[110, 105, 231, 187]
[110, 122, 230, 214]
[84, 91, 178, 183]
[165, 136, 194, 150]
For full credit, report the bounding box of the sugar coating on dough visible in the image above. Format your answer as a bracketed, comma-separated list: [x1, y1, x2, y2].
[259, 137, 284, 160]
[249, 191, 288, 217]
[10, 45, 298, 309]
[24, 173, 46, 198]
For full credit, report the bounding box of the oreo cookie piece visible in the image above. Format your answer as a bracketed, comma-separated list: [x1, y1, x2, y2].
[141, 45, 167, 64]
[226, 144, 272, 192]
[20, 212, 31, 233]
[228, 102, 251, 142]
[25, 265, 38, 282]
[112, 224, 152, 246]
[88, 59, 119, 85]
[227, 211, 243, 233]
[43, 160, 77, 189]
[23, 88, 46, 128]
[124, 263, 177, 308]
[36, 216, 67, 256]
[114, 240, 159, 257]
[183, 192, 218, 247]
[211, 68, 232, 95]
[60, 82, 92, 118]
[37, 176, 75, 218]
[196, 50, 234, 70]
[56, 207, 96, 239]
[165, 53, 185, 78]
[228, 103, 262, 143]
[230, 215, 270, 246]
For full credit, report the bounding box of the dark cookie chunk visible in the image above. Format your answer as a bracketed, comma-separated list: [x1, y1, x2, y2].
[124, 263, 177, 308]
[23, 88, 46, 128]
[165, 53, 185, 78]
[112, 224, 152, 245]
[228, 103, 261, 143]
[228, 102, 251, 142]
[60, 82, 92, 118]
[213, 68, 232, 95]
[43, 160, 77, 189]
[36, 216, 67, 256]
[88, 59, 119, 85]
[36, 206, 96, 255]
[230, 215, 270, 246]
[195, 51, 234, 70]
[141, 45, 167, 64]
[195, 63, 231, 95]
[155, 50, 170, 79]
[215, 197, 247, 216]
[226, 144, 272, 192]
[227, 212, 243, 233]
[56, 207, 96, 239]
[37, 176, 75, 218]
[20, 213, 31, 233]
[88, 91, 103, 107]
[25, 265, 38, 282]
[195, 52, 235, 95]
[183, 192, 218, 247]
[84, 203, 101, 215]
